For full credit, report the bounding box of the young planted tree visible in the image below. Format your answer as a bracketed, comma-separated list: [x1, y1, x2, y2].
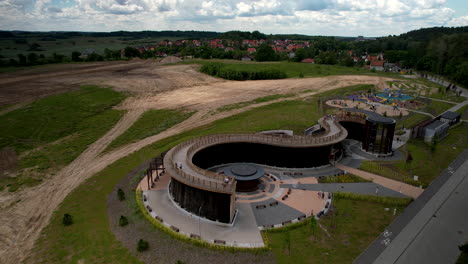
[137, 239, 149, 252]
[63, 213, 73, 226]
[117, 188, 125, 201]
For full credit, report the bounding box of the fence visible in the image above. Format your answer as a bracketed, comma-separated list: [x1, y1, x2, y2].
[165, 117, 349, 194]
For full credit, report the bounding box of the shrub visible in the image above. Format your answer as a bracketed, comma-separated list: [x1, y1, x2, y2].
[137, 239, 149, 252]
[117, 188, 125, 201]
[200, 62, 287, 81]
[119, 215, 129, 227]
[62, 213, 73, 226]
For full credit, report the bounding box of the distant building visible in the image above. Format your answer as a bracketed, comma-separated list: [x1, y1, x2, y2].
[80, 48, 96, 58]
[439, 111, 461, 126]
[241, 55, 252, 61]
[370, 60, 385, 71]
[384, 63, 401, 72]
[423, 120, 449, 142]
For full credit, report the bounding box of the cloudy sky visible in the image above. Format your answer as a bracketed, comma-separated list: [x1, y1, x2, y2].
[0, 0, 467, 36]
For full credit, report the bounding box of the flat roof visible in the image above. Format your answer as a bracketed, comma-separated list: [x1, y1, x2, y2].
[425, 120, 449, 130]
[344, 108, 396, 124]
[440, 111, 460, 120]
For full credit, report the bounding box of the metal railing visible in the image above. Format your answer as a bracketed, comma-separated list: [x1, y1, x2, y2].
[165, 117, 349, 194]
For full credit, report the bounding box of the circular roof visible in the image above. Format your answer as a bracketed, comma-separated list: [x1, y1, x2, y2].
[223, 164, 264, 181]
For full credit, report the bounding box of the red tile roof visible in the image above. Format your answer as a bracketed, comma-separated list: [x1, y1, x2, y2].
[370, 60, 385, 66]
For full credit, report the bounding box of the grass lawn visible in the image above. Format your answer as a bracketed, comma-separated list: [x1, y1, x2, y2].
[214, 93, 296, 113]
[186, 60, 402, 79]
[396, 113, 431, 129]
[318, 174, 370, 183]
[456, 104, 468, 120]
[361, 122, 468, 187]
[267, 197, 407, 264]
[31, 85, 403, 263]
[425, 100, 454, 116]
[0, 86, 126, 191]
[104, 109, 194, 152]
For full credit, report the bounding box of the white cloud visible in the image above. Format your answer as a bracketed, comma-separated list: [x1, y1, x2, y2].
[0, 0, 466, 36]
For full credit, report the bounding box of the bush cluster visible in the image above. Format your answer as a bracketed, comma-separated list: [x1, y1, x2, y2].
[137, 239, 149, 252]
[200, 62, 287, 81]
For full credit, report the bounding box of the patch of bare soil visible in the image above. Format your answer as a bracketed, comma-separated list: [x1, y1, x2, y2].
[0, 61, 395, 264]
[159, 56, 183, 64]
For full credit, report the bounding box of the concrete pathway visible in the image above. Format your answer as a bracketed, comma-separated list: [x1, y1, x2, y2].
[373, 153, 468, 264]
[417, 95, 458, 104]
[145, 189, 264, 247]
[283, 183, 408, 198]
[406, 109, 435, 118]
[443, 99, 468, 114]
[335, 164, 424, 199]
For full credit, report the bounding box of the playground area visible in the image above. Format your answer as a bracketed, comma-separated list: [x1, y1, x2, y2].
[325, 89, 426, 116]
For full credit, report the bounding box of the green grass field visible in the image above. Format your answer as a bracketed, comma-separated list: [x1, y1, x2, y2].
[215, 93, 296, 113]
[186, 60, 402, 79]
[104, 109, 194, 152]
[267, 197, 407, 264]
[318, 174, 370, 183]
[425, 100, 454, 116]
[361, 122, 468, 187]
[396, 113, 431, 129]
[30, 85, 403, 263]
[0, 36, 184, 60]
[0, 86, 126, 191]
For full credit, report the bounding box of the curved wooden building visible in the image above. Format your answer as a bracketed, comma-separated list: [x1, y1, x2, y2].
[163, 111, 395, 223]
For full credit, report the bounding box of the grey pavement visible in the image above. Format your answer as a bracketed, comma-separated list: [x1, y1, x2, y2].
[373, 151, 468, 264]
[250, 198, 305, 226]
[145, 189, 264, 246]
[407, 109, 435, 118]
[354, 149, 468, 264]
[343, 139, 404, 162]
[282, 183, 409, 198]
[443, 99, 468, 114]
[417, 95, 458, 104]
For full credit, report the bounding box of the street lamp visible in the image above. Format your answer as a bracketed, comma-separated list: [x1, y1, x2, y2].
[198, 205, 202, 238]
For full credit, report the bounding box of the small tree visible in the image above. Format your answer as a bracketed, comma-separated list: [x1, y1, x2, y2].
[406, 152, 413, 164]
[309, 216, 317, 235]
[119, 215, 129, 227]
[63, 213, 73, 226]
[430, 139, 437, 153]
[137, 239, 149, 252]
[117, 188, 125, 201]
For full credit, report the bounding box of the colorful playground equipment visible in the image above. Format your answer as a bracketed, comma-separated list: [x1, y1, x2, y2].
[345, 89, 413, 105]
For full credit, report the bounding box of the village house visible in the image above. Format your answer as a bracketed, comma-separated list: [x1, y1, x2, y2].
[301, 58, 315, 63]
[370, 60, 385, 71]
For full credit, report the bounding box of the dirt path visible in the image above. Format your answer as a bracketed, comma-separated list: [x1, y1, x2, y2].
[0, 63, 395, 264]
[0, 109, 145, 264]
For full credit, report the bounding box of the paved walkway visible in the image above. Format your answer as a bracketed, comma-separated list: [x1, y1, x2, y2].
[335, 164, 424, 199]
[406, 109, 435, 118]
[417, 95, 458, 104]
[372, 152, 468, 264]
[443, 99, 468, 114]
[283, 182, 408, 198]
[145, 188, 264, 247]
[354, 149, 468, 264]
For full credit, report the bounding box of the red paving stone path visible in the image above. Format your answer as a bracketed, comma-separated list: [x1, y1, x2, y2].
[335, 164, 424, 199]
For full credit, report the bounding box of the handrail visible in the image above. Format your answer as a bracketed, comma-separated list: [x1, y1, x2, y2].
[165, 116, 350, 194]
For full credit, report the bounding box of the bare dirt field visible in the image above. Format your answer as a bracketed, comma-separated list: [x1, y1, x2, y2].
[0, 61, 394, 264]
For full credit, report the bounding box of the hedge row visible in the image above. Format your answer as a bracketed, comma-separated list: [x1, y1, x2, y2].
[200, 63, 287, 81]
